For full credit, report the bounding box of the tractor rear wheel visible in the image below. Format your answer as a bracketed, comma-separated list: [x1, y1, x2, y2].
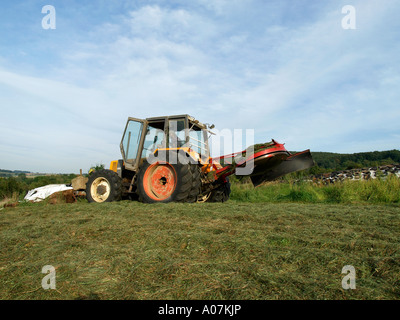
[187, 164, 202, 203]
[207, 178, 231, 203]
[137, 160, 193, 203]
[86, 169, 122, 203]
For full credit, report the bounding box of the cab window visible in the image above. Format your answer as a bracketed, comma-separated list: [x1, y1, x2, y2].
[142, 122, 166, 158]
[168, 119, 186, 148]
[121, 120, 143, 163]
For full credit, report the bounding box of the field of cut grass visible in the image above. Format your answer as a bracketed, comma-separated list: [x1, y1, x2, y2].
[1, 199, 399, 300]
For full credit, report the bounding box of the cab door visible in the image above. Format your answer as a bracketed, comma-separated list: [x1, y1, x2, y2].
[120, 117, 148, 171]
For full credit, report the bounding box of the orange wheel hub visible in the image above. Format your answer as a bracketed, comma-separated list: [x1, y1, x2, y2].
[143, 163, 177, 201]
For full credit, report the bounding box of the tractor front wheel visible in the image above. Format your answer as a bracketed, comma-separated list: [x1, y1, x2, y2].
[86, 169, 122, 203]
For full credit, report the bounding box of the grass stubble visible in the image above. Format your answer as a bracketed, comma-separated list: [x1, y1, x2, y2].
[1, 189, 399, 300]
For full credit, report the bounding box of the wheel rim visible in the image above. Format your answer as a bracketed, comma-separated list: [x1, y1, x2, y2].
[143, 163, 177, 201]
[90, 177, 111, 202]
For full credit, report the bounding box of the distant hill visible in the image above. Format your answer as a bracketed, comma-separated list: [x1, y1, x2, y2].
[0, 169, 31, 177]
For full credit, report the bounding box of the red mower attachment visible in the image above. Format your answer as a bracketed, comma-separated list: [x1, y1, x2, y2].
[211, 140, 314, 187]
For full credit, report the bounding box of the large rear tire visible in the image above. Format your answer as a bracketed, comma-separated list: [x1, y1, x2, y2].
[136, 159, 193, 203]
[86, 169, 122, 203]
[187, 164, 202, 203]
[207, 178, 231, 203]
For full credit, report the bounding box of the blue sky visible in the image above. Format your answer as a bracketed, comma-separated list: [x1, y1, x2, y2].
[0, 0, 399, 173]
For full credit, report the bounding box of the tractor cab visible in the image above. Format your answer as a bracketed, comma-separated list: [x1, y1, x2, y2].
[120, 115, 211, 172]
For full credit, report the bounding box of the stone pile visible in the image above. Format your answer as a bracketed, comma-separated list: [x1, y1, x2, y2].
[309, 164, 400, 184]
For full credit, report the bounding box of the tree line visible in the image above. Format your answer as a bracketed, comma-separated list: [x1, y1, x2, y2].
[0, 174, 77, 200]
[308, 149, 400, 175]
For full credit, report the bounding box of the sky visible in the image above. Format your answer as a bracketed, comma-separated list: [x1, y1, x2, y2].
[0, 0, 399, 173]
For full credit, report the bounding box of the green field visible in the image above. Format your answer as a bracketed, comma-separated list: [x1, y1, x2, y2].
[1, 198, 399, 300]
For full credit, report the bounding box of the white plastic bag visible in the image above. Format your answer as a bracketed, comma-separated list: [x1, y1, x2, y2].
[24, 184, 73, 202]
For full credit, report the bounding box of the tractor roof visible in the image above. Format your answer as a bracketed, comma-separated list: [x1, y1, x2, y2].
[146, 114, 207, 129]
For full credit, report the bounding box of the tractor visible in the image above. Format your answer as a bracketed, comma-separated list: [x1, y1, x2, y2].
[85, 114, 314, 203]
